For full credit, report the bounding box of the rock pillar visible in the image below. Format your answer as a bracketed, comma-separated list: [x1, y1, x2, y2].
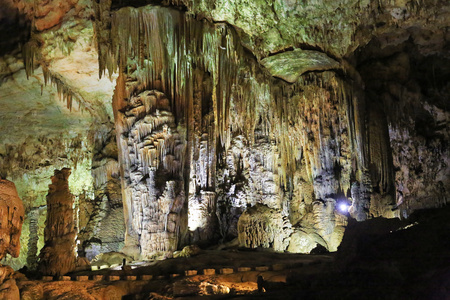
[38, 168, 77, 276]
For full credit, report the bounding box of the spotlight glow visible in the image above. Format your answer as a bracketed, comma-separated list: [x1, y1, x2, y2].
[338, 202, 349, 213]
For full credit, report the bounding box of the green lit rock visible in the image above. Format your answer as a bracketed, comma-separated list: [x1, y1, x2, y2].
[260, 49, 340, 83]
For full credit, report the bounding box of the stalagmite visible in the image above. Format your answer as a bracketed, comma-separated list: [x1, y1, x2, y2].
[1, 0, 448, 298]
[38, 168, 77, 276]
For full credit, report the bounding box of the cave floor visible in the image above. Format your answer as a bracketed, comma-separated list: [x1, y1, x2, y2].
[17, 248, 449, 300]
[19, 250, 336, 299]
[16, 206, 450, 300]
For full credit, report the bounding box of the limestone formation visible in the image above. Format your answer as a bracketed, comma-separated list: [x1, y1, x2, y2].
[96, 4, 448, 256]
[260, 49, 340, 83]
[238, 204, 292, 252]
[81, 130, 125, 261]
[90, 252, 133, 268]
[38, 169, 77, 276]
[173, 245, 201, 258]
[0, 179, 24, 300]
[0, 266, 19, 300]
[117, 90, 186, 260]
[0, 179, 25, 260]
[287, 228, 327, 254]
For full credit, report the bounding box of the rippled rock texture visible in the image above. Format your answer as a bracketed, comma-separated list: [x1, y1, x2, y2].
[117, 90, 186, 259]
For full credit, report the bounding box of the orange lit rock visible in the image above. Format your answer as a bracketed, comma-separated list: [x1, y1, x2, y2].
[0, 178, 24, 300]
[38, 168, 77, 276]
[34, 1, 75, 31]
[0, 179, 24, 260]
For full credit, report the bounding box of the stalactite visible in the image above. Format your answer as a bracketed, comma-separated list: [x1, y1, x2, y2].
[23, 40, 37, 80]
[106, 6, 252, 151]
[41, 66, 86, 113]
[22, 31, 90, 117]
[91, 160, 120, 189]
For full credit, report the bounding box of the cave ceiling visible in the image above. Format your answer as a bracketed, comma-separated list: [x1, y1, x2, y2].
[1, 0, 448, 151]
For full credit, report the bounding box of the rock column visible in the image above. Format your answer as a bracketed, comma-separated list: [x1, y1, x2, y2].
[38, 168, 77, 276]
[0, 178, 24, 300]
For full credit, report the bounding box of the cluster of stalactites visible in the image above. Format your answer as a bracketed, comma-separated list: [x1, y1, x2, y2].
[269, 72, 363, 192]
[104, 5, 368, 195]
[91, 160, 120, 189]
[129, 120, 185, 177]
[118, 90, 186, 258]
[237, 204, 292, 252]
[23, 40, 37, 80]
[42, 66, 86, 113]
[22, 40, 87, 114]
[120, 91, 186, 179]
[104, 6, 245, 149]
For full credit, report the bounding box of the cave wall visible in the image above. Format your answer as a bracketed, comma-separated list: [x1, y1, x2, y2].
[356, 35, 450, 217]
[101, 2, 448, 256]
[99, 4, 408, 257]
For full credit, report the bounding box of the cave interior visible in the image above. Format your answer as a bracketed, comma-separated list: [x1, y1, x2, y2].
[0, 0, 449, 299]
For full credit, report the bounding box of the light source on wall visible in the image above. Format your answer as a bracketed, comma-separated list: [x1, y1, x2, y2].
[337, 201, 350, 214]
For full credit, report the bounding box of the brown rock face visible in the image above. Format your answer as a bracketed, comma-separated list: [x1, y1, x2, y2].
[0, 179, 24, 260]
[38, 168, 77, 276]
[0, 179, 24, 300]
[0, 266, 19, 300]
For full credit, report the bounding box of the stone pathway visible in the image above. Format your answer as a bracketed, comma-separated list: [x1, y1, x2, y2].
[40, 258, 330, 282]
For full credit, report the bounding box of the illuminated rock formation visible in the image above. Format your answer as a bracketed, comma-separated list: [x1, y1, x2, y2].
[238, 204, 292, 252]
[117, 90, 186, 260]
[0, 179, 24, 260]
[0, 178, 24, 300]
[0, 0, 448, 298]
[38, 168, 77, 276]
